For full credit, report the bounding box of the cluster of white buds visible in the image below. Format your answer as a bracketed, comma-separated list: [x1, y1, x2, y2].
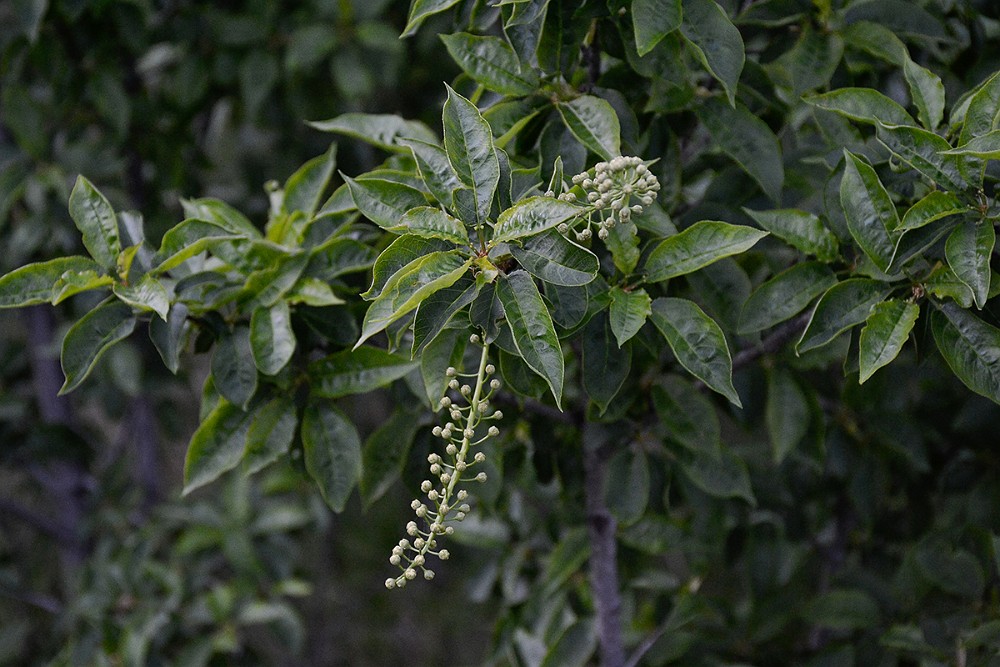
[385, 338, 503, 590]
[561, 156, 660, 241]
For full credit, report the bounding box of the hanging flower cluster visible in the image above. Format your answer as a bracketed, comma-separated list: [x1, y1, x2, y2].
[556, 156, 660, 242]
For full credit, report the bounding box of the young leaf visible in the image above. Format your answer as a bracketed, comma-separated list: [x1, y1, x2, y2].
[840, 150, 900, 273]
[945, 218, 994, 309]
[697, 98, 784, 203]
[859, 299, 919, 384]
[443, 85, 499, 226]
[903, 57, 945, 131]
[113, 274, 169, 321]
[766, 368, 809, 463]
[402, 0, 462, 37]
[608, 287, 651, 347]
[59, 299, 136, 394]
[582, 312, 631, 414]
[309, 347, 419, 398]
[632, 0, 682, 56]
[796, 279, 891, 354]
[343, 176, 427, 231]
[302, 400, 362, 513]
[68, 175, 121, 270]
[388, 206, 469, 245]
[211, 325, 258, 409]
[649, 297, 741, 407]
[509, 230, 599, 286]
[931, 303, 1000, 405]
[364, 235, 452, 300]
[357, 251, 472, 346]
[0, 256, 101, 308]
[738, 261, 837, 334]
[491, 197, 584, 243]
[284, 143, 337, 217]
[804, 88, 915, 126]
[605, 220, 641, 274]
[181, 197, 261, 237]
[440, 33, 538, 96]
[250, 301, 297, 375]
[496, 270, 565, 406]
[244, 397, 298, 474]
[680, 0, 745, 107]
[557, 96, 622, 160]
[898, 191, 968, 231]
[644, 221, 768, 283]
[151, 219, 242, 273]
[742, 209, 838, 261]
[183, 399, 256, 494]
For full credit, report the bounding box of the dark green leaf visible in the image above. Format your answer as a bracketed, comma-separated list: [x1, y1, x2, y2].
[681, 0, 744, 107]
[698, 98, 783, 202]
[804, 88, 915, 126]
[633, 0, 682, 56]
[557, 96, 621, 160]
[739, 261, 837, 333]
[343, 176, 427, 231]
[804, 590, 880, 630]
[604, 220, 642, 275]
[364, 235, 451, 300]
[652, 375, 720, 456]
[113, 274, 169, 320]
[797, 279, 891, 354]
[149, 302, 189, 374]
[959, 71, 1000, 146]
[582, 312, 631, 414]
[644, 221, 768, 283]
[931, 302, 1000, 405]
[492, 197, 584, 243]
[682, 448, 755, 504]
[181, 197, 260, 237]
[904, 57, 945, 131]
[388, 206, 469, 245]
[308, 113, 435, 152]
[766, 368, 809, 462]
[183, 399, 255, 494]
[443, 85, 499, 226]
[60, 299, 136, 394]
[283, 143, 337, 217]
[509, 230, 598, 286]
[360, 409, 423, 508]
[402, 0, 462, 37]
[743, 208, 838, 261]
[859, 299, 919, 383]
[606, 449, 649, 525]
[898, 191, 967, 231]
[211, 325, 258, 409]
[608, 287, 651, 347]
[309, 347, 419, 398]
[400, 138, 462, 206]
[946, 219, 994, 309]
[875, 122, 968, 191]
[840, 150, 900, 273]
[540, 619, 596, 667]
[68, 175, 120, 270]
[765, 25, 843, 96]
[914, 541, 985, 599]
[440, 33, 538, 95]
[943, 129, 1000, 159]
[244, 397, 298, 474]
[302, 400, 361, 512]
[250, 301, 297, 375]
[305, 237, 377, 282]
[0, 256, 100, 308]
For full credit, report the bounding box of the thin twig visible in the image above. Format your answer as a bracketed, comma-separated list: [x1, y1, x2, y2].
[0, 497, 76, 544]
[624, 621, 671, 667]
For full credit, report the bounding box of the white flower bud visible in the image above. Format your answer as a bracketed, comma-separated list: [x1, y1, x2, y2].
[414, 537, 425, 549]
[598, 228, 609, 240]
[389, 554, 401, 565]
[456, 461, 467, 472]
[583, 178, 594, 188]
[637, 163, 648, 174]
[493, 411, 503, 420]
[544, 190, 554, 197]
[428, 453, 441, 463]
[456, 512, 466, 520]
[421, 480, 433, 493]
[413, 555, 425, 566]
[439, 549, 450, 560]
[441, 429, 452, 439]
[428, 489, 439, 501]
[572, 173, 585, 185]
[476, 472, 488, 482]
[449, 379, 460, 390]
[445, 526, 454, 535]
[399, 539, 410, 548]
[385, 578, 396, 589]
[558, 222, 569, 233]
[464, 427, 475, 438]
[406, 521, 418, 535]
[411, 499, 421, 510]
[461, 384, 471, 396]
[457, 490, 468, 501]
[392, 546, 403, 556]
[416, 505, 427, 517]
[446, 443, 458, 455]
[485, 364, 495, 375]
[404, 569, 416, 580]
[396, 578, 406, 589]
[474, 452, 486, 463]
[490, 379, 501, 390]
[446, 367, 457, 377]
[441, 473, 451, 484]
[423, 569, 435, 580]
[439, 396, 452, 408]
[432, 426, 442, 436]
[430, 463, 441, 475]
[470, 334, 481, 344]
[488, 426, 500, 437]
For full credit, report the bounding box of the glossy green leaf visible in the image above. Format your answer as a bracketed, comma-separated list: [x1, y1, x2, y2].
[244, 397, 298, 474]
[840, 151, 900, 273]
[308, 113, 435, 152]
[859, 299, 919, 384]
[250, 301, 296, 376]
[211, 325, 258, 409]
[358, 251, 471, 346]
[698, 98, 783, 202]
[804, 590, 880, 630]
[925, 264, 974, 308]
[183, 398, 255, 494]
[743, 208, 838, 261]
[302, 400, 361, 513]
[402, 0, 462, 37]
[681, 0, 744, 106]
[343, 176, 427, 231]
[387, 206, 468, 245]
[0, 256, 101, 308]
[644, 221, 768, 283]
[68, 175, 120, 270]
[875, 122, 968, 192]
[412, 273, 479, 354]
[943, 129, 1000, 159]
[682, 448, 755, 504]
[540, 619, 596, 667]
[492, 196, 584, 243]
[904, 58, 945, 131]
[509, 230, 598, 286]
[959, 70, 1000, 145]
[841, 21, 908, 66]
[608, 287, 651, 347]
[652, 375, 720, 456]
[360, 409, 423, 508]
[766, 24, 843, 96]
[181, 197, 260, 237]
[557, 96, 621, 160]
[496, 270, 564, 406]
[797, 279, 890, 354]
[582, 312, 631, 414]
[440, 33, 538, 95]
[149, 302, 189, 374]
[932, 303, 1000, 405]
[49, 269, 113, 305]
[283, 143, 337, 217]
[633, 0, 682, 55]
[804, 88, 915, 126]
[739, 261, 837, 333]
[364, 235, 451, 300]
[443, 85, 499, 226]
[400, 138, 462, 206]
[309, 346, 419, 398]
[946, 219, 994, 309]
[59, 299, 136, 394]
[766, 368, 809, 462]
[305, 237, 376, 282]
[113, 274, 169, 321]
[649, 297, 740, 406]
[604, 220, 641, 275]
[152, 219, 241, 273]
[898, 191, 968, 231]
[239, 253, 309, 310]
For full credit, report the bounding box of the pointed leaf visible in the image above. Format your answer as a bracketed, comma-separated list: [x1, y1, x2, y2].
[364, 235, 451, 300]
[875, 122, 968, 191]
[181, 197, 260, 237]
[250, 301, 297, 375]
[307, 113, 435, 152]
[840, 151, 900, 273]
[492, 197, 585, 243]
[766, 368, 809, 462]
[698, 98, 783, 202]
[859, 299, 919, 383]
[400, 138, 463, 206]
[797, 279, 891, 353]
[68, 176, 121, 269]
[244, 397, 298, 474]
[149, 302, 189, 374]
[343, 176, 427, 231]
[932, 302, 1000, 405]
[959, 71, 1000, 145]
[302, 401, 361, 512]
[946, 219, 994, 309]
[649, 297, 740, 406]
[402, 0, 462, 37]
[152, 219, 242, 273]
[609, 287, 651, 347]
[738, 261, 836, 333]
[212, 325, 258, 409]
[557, 96, 621, 160]
[309, 347, 419, 398]
[440, 33, 538, 95]
[899, 191, 968, 231]
[412, 273, 480, 354]
[904, 58, 945, 131]
[681, 0, 744, 106]
[60, 300, 136, 394]
[388, 206, 469, 245]
[509, 230, 599, 286]
[443, 86, 499, 225]
[284, 143, 337, 217]
[633, 0, 682, 56]
[0, 256, 101, 308]
[682, 449, 755, 504]
[743, 209, 838, 261]
[644, 221, 768, 283]
[804, 88, 915, 126]
[943, 130, 1000, 159]
[183, 399, 256, 494]
[113, 274, 169, 320]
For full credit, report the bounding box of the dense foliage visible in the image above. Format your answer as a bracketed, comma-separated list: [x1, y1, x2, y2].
[5, 0, 1000, 665]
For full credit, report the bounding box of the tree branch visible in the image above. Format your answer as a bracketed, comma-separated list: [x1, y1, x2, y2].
[731, 312, 812, 372]
[0, 497, 77, 544]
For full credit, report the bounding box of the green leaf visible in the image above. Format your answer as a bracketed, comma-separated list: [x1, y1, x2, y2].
[898, 191, 968, 231]
[412, 274, 480, 354]
[181, 197, 260, 237]
[149, 302, 189, 374]
[68, 175, 121, 270]
[509, 230, 599, 286]
[582, 312, 631, 414]
[364, 235, 451, 300]
[765, 24, 843, 96]
[697, 98, 783, 202]
[840, 151, 900, 273]
[399, 138, 462, 206]
[742, 209, 838, 261]
[343, 176, 427, 231]
[932, 302, 1000, 405]
[682, 448, 755, 504]
[496, 270, 565, 406]
[0, 256, 101, 308]
[681, 0, 744, 107]
[283, 143, 337, 217]
[738, 261, 837, 334]
[633, 0, 682, 56]
[387, 206, 469, 245]
[766, 368, 809, 463]
[946, 219, 994, 309]
[59, 299, 136, 394]
[797, 279, 890, 354]
[309, 347, 419, 398]
[239, 253, 309, 310]
[841, 21, 908, 66]
[540, 619, 597, 667]
[652, 375, 720, 456]
[904, 57, 945, 131]
[606, 448, 649, 525]
[914, 540, 985, 599]
[244, 397, 298, 474]
[608, 287, 651, 347]
[402, 0, 462, 37]
[924, 264, 974, 308]
[644, 221, 768, 283]
[305, 237, 376, 282]
[492, 197, 584, 243]
[307, 113, 435, 152]
[302, 400, 361, 513]
[360, 410, 423, 508]
[804, 590, 880, 631]
[113, 274, 169, 321]
[358, 251, 472, 346]
[250, 302, 297, 376]
[50, 269, 113, 305]
[443, 85, 499, 226]
[959, 70, 1000, 146]
[557, 96, 621, 160]
[211, 325, 258, 409]
[804, 88, 915, 127]
[859, 299, 919, 383]
[421, 329, 467, 406]
[183, 399, 256, 494]
[605, 220, 642, 274]
[875, 122, 968, 192]
[151, 219, 241, 273]
[943, 129, 1000, 159]
[649, 297, 740, 406]
[440, 33, 538, 96]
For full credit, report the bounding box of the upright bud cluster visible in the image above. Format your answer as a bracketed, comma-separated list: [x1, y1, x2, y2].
[559, 156, 660, 241]
[385, 340, 502, 590]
